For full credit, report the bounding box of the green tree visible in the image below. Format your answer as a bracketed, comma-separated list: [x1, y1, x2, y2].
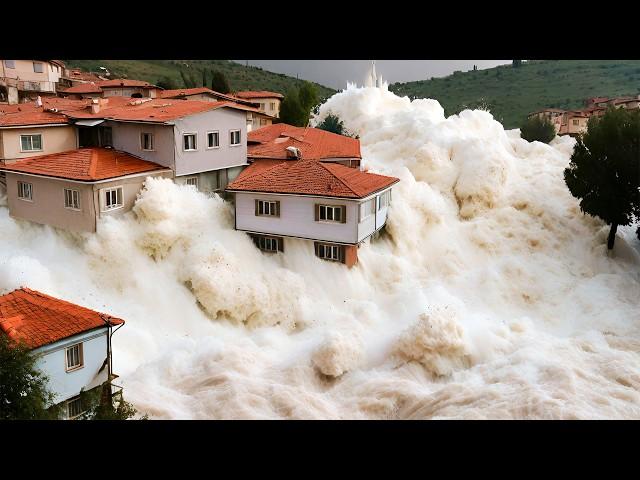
[512, 60, 522, 68]
[279, 88, 307, 126]
[201, 69, 207, 88]
[564, 107, 640, 250]
[210, 70, 231, 94]
[0, 335, 60, 419]
[298, 81, 318, 114]
[317, 113, 348, 136]
[520, 115, 557, 143]
[75, 386, 145, 420]
[156, 76, 179, 90]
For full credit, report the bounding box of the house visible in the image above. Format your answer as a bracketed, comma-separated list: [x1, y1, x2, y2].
[57, 68, 105, 90]
[558, 110, 590, 136]
[234, 91, 284, 119]
[0, 60, 65, 104]
[527, 108, 565, 134]
[60, 79, 163, 99]
[247, 123, 363, 168]
[226, 125, 399, 267]
[62, 97, 259, 192]
[0, 147, 171, 232]
[0, 287, 125, 419]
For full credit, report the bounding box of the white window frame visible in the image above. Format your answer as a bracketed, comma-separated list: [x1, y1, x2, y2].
[318, 204, 343, 223]
[183, 133, 197, 151]
[140, 132, 154, 151]
[185, 176, 198, 188]
[254, 235, 281, 253]
[102, 186, 124, 211]
[64, 188, 81, 211]
[256, 199, 278, 216]
[316, 243, 343, 262]
[229, 129, 241, 146]
[270, 102, 276, 111]
[33, 61, 44, 73]
[4, 60, 15, 69]
[66, 396, 86, 420]
[20, 133, 43, 152]
[378, 190, 392, 211]
[17, 181, 33, 202]
[359, 198, 376, 222]
[65, 343, 84, 372]
[207, 130, 220, 149]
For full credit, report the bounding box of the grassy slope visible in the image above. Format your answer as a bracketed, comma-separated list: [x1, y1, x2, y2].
[389, 60, 640, 128]
[63, 60, 336, 99]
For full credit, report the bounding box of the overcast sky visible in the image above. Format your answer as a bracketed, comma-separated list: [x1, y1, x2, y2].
[234, 60, 511, 89]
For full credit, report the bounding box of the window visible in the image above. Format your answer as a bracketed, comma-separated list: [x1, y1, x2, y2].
[103, 187, 123, 211]
[20, 134, 42, 152]
[270, 102, 276, 111]
[33, 62, 43, 73]
[252, 235, 283, 253]
[359, 198, 376, 221]
[65, 343, 83, 371]
[4, 60, 15, 69]
[67, 397, 85, 419]
[17, 181, 33, 201]
[64, 188, 81, 210]
[183, 133, 197, 151]
[185, 177, 198, 188]
[378, 190, 392, 210]
[230, 129, 241, 146]
[316, 204, 346, 223]
[141, 132, 154, 151]
[572, 119, 579, 126]
[207, 131, 220, 149]
[260, 118, 267, 126]
[255, 199, 280, 217]
[315, 243, 344, 262]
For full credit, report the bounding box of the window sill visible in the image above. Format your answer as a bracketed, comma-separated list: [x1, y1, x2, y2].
[65, 365, 84, 373]
[230, 144, 242, 147]
[17, 197, 34, 203]
[102, 205, 124, 212]
[206, 146, 220, 150]
[183, 149, 198, 152]
[317, 220, 344, 224]
[64, 207, 82, 212]
[20, 149, 43, 153]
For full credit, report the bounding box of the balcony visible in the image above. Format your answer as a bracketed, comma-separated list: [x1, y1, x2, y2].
[0, 77, 57, 93]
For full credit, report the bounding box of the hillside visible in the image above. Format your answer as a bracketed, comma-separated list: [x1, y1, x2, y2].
[63, 60, 336, 100]
[389, 60, 640, 128]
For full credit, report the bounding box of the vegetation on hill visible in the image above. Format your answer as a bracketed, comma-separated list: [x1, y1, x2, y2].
[564, 107, 640, 250]
[390, 60, 640, 128]
[64, 60, 335, 99]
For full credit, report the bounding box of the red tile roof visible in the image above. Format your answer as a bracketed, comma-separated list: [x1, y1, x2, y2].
[234, 91, 284, 100]
[160, 87, 224, 98]
[226, 158, 398, 198]
[0, 110, 69, 127]
[61, 83, 104, 94]
[0, 147, 168, 181]
[0, 288, 124, 350]
[247, 124, 361, 160]
[64, 98, 259, 123]
[97, 79, 159, 89]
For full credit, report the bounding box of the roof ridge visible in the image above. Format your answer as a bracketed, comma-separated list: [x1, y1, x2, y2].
[88, 148, 98, 178]
[316, 161, 359, 197]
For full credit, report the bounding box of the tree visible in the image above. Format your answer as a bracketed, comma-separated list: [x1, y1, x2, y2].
[520, 115, 557, 143]
[179, 68, 198, 88]
[564, 107, 640, 250]
[201, 69, 207, 88]
[210, 70, 231, 94]
[0, 334, 60, 419]
[157, 76, 179, 90]
[298, 81, 318, 114]
[279, 88, 307, 127]
[317, 113, 348, 136]
[75, 386, 145, 420]
[513, 60, 522, 68]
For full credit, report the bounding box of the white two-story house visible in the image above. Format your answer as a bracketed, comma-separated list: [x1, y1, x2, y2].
[0, 287, 125, 419]
[226, 125, 399, 267]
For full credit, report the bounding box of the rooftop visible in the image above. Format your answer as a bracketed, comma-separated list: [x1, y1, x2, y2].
[0, 288, 124, 350]
[227, 158, 398, 199]
[0, 147, 168, 181]
[248, 124, 361, 160]
[234, 91, 284, 100]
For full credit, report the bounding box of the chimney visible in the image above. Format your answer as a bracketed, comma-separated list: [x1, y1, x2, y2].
[90, 98, 101, 114]
[35, 95, 42, 107]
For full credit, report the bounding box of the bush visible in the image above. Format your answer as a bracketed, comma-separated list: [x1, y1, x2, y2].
[520, 116, 556, 143]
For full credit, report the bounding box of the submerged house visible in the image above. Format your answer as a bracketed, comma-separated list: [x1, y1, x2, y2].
[0, 287, 125, 419]
[226, 125, 399, 266]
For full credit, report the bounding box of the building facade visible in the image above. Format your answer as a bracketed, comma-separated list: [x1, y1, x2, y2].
[0, 60, 65, 104]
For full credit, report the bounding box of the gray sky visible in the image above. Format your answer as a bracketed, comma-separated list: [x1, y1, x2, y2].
[234, 60, 511, 89]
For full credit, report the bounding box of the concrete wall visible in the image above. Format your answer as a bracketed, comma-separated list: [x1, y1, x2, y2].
[235, 192, 360, 244]
[108, 121, 175, 169]
[5, 170, 171, 232]
[33, 328, 110, 406]
[1, 59, 61, 83]
[0, 125, 77, 161]
[173, 107, 248, 176]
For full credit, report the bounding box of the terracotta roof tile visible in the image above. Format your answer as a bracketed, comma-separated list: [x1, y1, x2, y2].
[234, 91, 284, 99]
[248, 124, 361, 160]
[0, 288, 124, 350]
[61, 83, 103, 94]
[227, 158, 398, 198]
[0, 147, 168, 181]
[0, 111, 69, 127]
[96, 79, 159, 88]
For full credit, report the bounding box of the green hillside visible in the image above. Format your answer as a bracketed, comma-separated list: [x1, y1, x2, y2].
[390, 60, 640, 128]
[63, 60, 336, 99]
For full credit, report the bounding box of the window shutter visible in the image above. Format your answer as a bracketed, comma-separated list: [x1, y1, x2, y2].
[315, 204, 319, 221]
[255, 199, 259, 216]
[314, 242, 319, 257]
[341, 205, 347, 223]
[340, 246, 345, 263]
[275, 201, 280, 217]
[278, 237, 284, 252]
